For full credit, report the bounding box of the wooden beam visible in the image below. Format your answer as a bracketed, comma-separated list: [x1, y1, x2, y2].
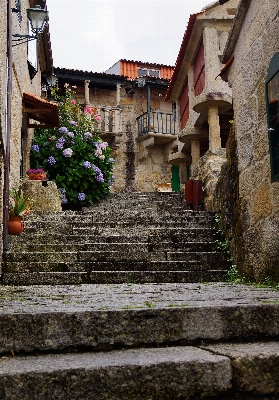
[23, 107, 54, 114]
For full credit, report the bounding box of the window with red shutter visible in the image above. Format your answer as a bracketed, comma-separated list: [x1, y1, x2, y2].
[179, 81, 190, 130]
[194, 42, 205, 96]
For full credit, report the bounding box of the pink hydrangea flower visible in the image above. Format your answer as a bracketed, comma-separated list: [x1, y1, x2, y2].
[94, 114, 101, 123]
[85, 106, 92, 114]
[71, 100, 76, 105]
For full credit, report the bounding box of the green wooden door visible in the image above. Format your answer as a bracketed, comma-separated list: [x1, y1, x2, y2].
[171, 165, 180, 192]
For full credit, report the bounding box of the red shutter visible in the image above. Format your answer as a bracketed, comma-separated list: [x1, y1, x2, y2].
[194, 42, 205, 96]
[179, 81, 190, 130]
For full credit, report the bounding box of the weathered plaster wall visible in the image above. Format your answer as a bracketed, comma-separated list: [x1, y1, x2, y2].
[219, 0, 279, 281]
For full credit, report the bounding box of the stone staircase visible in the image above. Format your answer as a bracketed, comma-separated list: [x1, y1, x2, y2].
[0, 283, 278, 399]
[0, 193, 279, 398]
[2, 192, 230, 286]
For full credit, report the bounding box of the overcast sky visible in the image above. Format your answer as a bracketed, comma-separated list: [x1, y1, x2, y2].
[46, 0, 217, 73]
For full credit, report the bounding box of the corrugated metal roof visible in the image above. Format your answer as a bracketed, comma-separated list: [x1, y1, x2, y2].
[54, 67, 128, 80]
[119, 59, 174, 69]
[119, 60, 174, 80]
[54, 67, 172, 84]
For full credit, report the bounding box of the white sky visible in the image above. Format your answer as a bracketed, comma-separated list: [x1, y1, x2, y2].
[46, 0, 217, 73]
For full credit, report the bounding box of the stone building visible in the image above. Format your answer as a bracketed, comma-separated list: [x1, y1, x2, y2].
[165, 0, 240, 209]
[215, 0, 279, 281]
[53, 60, 178, 193]
[0, 0, 59, 250]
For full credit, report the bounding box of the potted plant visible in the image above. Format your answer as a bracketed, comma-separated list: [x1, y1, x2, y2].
[8, 189, 32, 234]
[26, 168, 47, 181]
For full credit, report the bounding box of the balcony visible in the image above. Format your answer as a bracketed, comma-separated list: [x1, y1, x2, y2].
[97, 106, 122, 149]
[136, 111, 176, 144]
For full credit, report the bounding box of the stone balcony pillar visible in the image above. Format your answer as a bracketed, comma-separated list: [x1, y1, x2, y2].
[191, 139, 200, 169]
[208, 105, 221, 150]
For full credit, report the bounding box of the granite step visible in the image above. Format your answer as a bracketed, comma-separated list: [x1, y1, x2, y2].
[0, 347, 232, 400]
[0, 283, 278, 398]
[3, 250, 228, 264]
[2, 270, 227, 285]
[5, 241, 218, 253]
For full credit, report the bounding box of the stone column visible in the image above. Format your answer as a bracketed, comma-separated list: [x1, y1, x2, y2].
[84, 80, 90, 105]
[116, 84, 121, 106]
[208, 105, 221, 150]
[203, 26, 220, 80]
[191, 139, 200, 169]
[179, 162, 187, 187]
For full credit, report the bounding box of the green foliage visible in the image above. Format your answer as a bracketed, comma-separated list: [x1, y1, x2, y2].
[225, 265, 245, 284]
[30, 85, 115, 208]
[9, 189, 32, 217]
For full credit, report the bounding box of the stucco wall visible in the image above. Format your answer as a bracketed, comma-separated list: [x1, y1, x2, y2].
[221, 0, 279, 281]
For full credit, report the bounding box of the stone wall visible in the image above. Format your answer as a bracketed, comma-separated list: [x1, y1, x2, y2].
[70, 81, 176, 193]
[218, 0, 279, 281]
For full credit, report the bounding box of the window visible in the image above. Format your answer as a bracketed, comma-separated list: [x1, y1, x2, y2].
[138, 68, 160, 78]
[194, 42, 205, 96]
[27, 21, 38, 79]
[179, 81, 190, 129]
[266, 52, 279, 181]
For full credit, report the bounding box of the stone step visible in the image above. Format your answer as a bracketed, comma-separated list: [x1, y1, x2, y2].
[5, 241, 218, 253]
[25, 210, 214, 222]
[9, 228, 220, 243]
[3, 250, 227, 264]
[23, 219, 216, 231]
[0, 347, 232, 400]
[0, 283, 278, 354]
[2, 270, 227, 285]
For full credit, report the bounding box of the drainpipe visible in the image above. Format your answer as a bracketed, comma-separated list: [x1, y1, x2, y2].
[3, 0, 12, 250]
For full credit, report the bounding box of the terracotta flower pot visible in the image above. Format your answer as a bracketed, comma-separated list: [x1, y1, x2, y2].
[8, 216, 25, 235]
[28, 173, 47, 181]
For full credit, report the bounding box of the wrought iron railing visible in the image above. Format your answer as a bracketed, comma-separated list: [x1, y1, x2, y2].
[136, 111, 176, 137]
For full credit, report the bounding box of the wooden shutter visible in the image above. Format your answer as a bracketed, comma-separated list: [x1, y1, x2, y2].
[179, 81, 190, 130]
[194, 42, 205, 96]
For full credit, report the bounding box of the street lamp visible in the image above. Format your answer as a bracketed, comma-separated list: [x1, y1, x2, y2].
[12, 5, 49, 45]
[3, 1, 49, 250]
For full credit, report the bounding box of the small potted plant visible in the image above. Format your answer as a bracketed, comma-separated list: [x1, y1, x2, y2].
[8, 189, 32, 234]
[26, 168, 47, 181]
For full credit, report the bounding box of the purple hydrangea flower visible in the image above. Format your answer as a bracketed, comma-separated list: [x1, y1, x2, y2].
[92, 165, 101, 175]
[63, 148, 73, 157]
[31, 144, 40, 152]
[48, 156, 56, 165]
[108, 158, 114, 163]
[59, 127, 68, 134]
[67, 132, 74, 138]
[83, 161, 91, 168]
[78, 192, 86, 201]
[69, 120, 77, 126]
[108, 180, 114, 186]
[96, 173, 104, 183]
[56, 142, 64, 149]
[58, 137, 66, 144]
[99, 142, 108, 150]
[84, 132, 92, 140]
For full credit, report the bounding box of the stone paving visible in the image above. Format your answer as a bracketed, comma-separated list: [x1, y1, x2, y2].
[0, 282, 278, 313]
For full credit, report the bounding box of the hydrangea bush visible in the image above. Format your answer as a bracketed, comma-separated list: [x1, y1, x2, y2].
[30, 85, 115, 208]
